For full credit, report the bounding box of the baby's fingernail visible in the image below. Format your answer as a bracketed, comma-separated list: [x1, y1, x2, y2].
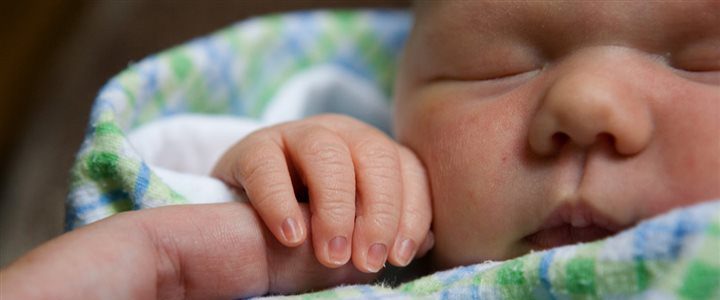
[281, 217, 302, 244]
[366, 243, 387, 272]
[327, 236, 349, 265]
[396, 239, 417, 267]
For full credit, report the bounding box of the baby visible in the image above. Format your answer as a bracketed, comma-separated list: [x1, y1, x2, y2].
[2, 1, 718, 299]
[215, 0, 720, 272]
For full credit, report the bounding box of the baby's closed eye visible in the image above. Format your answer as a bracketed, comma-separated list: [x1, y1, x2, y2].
[667, 43, 720, 85]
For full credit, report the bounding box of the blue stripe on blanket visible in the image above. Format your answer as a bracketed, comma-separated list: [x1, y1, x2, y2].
[71, 190, 131, 216]
[539, 249, 557, 300]
[133, 162, 151, 209]
[359, 285, 380, 299]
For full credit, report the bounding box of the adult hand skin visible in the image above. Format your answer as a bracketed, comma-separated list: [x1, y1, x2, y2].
[0, 203, 375, 300]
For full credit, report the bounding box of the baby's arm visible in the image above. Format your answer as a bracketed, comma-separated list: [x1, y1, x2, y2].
[213, 114, 434, 272]
[1, 202, 373, 299]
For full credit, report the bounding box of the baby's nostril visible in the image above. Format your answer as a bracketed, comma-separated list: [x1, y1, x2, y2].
[551, 132, 569, 149]
[595, 132, 616, 150]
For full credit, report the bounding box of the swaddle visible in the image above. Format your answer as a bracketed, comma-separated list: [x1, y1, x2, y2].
[66, 10, 720, 300]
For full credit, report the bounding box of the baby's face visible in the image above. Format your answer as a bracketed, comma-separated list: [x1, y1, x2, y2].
[394, 1, 720, 268]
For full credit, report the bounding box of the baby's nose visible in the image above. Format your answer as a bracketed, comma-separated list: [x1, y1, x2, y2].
[528, 54, 654, 156]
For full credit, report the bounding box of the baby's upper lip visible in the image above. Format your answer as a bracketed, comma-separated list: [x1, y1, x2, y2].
[538, 202, 626, 231]
[523, 203, 630, 249]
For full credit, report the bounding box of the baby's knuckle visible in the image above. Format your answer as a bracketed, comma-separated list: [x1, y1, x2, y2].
[311, 113, 355, 125]
[402, 207, 432, 227]
[238, 155, 282, 185]
[359, 169, 402, 198]
[368, 186, 399, 204]
[368, 169, 400, 185]
[366, 207, 400, 229]
[252, 182, 290, 208]
[315, 200, 354, 223]
[398, 147, 424, 167]
[287, 121, 318, 133]
[319, 183, 356, 201]
[355, 140, 398, 168]
[302, 140, 350, 166]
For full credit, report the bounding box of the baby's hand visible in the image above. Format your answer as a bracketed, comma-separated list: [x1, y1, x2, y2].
[212, 114, 433, 272]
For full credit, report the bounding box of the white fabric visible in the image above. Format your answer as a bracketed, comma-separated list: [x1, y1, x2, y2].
[127, 65, 391, 203]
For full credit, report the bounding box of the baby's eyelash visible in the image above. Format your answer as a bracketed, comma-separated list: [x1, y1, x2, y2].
[426, 68, 542, 99]
[666, 60, 720, 86]
[655, 52, 720, 85]
[671, 68, 720, 85]
[482, 69, 540, 81]
[434, 67, 541, 83]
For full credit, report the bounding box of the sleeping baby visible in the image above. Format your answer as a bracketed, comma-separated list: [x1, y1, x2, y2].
[214, 0, 719, 274]
[2, 1, 718, 299]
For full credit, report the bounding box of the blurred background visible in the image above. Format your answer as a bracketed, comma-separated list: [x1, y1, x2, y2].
[0, 0, 410, 267]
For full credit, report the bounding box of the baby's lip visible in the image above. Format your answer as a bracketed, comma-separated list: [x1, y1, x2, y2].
[523, 203, 629, 250]
[523, 224, 616, 250]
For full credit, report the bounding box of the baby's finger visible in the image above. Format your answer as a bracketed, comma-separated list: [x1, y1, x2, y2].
[212, 131, 306, 247]
[348, 135, 403, 273]
[416, 231, 435, 258]
[388, 146, 433, 267]
[283, 124, 356, 268]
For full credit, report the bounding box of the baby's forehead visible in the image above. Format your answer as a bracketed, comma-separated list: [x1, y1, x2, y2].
[417, 1, 720, 21]
[415, 1, 719, 47]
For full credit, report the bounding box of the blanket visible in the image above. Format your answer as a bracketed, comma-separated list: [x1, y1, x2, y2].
[66, 10, 720, 300]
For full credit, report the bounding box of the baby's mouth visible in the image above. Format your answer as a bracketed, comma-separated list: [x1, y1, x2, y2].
[523, 224, 615, 249]
[522, 203, 628, 250]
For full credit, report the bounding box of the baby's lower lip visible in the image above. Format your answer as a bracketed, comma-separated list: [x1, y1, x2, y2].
[523, 224, 615, 250]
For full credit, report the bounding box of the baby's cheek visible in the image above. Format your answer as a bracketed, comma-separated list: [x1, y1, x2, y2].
[641, 87, 720, 216]
[413, 104, 532, 266]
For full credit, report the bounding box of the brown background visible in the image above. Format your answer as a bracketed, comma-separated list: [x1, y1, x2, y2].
[0, 0, 410, 267]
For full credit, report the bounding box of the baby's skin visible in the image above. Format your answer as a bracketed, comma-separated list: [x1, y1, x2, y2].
[216, 0, 720, 272]
[396, 0, 719, 268]
[212, 114, 434, 273]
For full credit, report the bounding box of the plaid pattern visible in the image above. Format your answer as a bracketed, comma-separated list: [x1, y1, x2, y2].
[66, 10, 720, 300]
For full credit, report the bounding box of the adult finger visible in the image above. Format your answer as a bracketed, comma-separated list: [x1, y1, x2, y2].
[282, 124, 356, 268]
[138, 203, 374, 297]
[388, 146, 433, 267]
[212, 130, 306, 247]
